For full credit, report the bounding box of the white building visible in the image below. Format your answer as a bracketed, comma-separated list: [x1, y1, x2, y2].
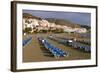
[23, 18, 87, 33]
[74, 28, 87, 33]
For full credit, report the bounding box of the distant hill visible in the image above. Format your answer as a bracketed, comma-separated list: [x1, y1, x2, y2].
[45, 18, 81, 28]
[23, 13, 88, 28]
[23, 13, 41, 20]
[23, 13, 89, 33]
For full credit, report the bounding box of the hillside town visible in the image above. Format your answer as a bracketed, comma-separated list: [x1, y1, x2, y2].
[22, 15, 87, 34]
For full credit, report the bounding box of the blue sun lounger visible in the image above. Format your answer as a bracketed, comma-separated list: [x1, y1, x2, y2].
[23, 37, 32, 46]
[38, 37, 69, 58]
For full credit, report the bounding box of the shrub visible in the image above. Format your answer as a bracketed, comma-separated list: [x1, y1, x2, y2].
[23, 27, 32, 33]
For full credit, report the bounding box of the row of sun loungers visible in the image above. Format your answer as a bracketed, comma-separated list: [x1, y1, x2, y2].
[23, 37, 32, 46]
[76, 39, 90, 45]
[48, 36, 91, 52]
[38, 37, 69, 58]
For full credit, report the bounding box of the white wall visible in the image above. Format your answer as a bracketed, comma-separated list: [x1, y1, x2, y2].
[0, 0, 99, 73]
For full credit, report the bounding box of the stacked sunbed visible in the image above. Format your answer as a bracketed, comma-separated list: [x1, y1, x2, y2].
[48, 36, 91, 52]
[38, 37, 69, 58]
[23, 37, 32, 46]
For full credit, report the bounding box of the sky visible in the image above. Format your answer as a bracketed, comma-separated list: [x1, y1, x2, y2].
[23, 10, 91, 26]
